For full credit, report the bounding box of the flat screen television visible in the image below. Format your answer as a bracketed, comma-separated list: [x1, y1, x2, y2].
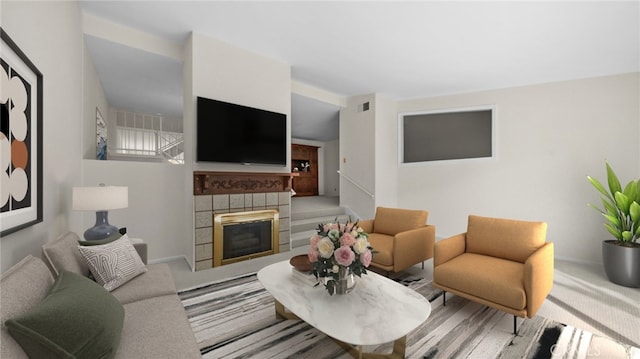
[197, 97, 287, 165]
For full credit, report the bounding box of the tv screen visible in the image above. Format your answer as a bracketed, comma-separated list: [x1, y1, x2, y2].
[197, 97, 287, 165]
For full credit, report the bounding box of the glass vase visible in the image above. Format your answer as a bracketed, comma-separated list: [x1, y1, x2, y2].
[335, 266, 357, 295]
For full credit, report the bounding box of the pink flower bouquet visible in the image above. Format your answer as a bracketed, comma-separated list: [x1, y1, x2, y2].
[307, 219, 373, 295]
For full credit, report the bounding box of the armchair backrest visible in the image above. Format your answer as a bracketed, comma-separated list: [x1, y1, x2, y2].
[373, 207, 428, 236]
[466, 215, 547, 263]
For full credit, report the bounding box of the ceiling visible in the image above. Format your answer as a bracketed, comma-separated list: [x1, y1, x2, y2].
[80, 1, 639, 142]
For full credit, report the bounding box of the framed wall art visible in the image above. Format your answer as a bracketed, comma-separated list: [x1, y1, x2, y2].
[96, 107, 106, 160]
[1, 28, 43, 236]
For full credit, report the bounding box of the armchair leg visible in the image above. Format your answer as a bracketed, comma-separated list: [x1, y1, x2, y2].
[442, 292, 446, 306]
[513, 316, 518, 335]
[421, 261, 424, 269]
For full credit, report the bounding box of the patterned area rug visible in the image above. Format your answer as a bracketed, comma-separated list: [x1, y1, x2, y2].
[179, 273, 639, 359]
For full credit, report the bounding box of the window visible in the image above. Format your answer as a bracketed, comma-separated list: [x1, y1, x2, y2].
[399, 106, 495, 164]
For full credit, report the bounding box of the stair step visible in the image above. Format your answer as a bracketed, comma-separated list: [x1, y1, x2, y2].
[290, 230, 316, 249]
[291, 214, 352, 233]
[289, 198, 352, 250]
[290, 206, 348, 221]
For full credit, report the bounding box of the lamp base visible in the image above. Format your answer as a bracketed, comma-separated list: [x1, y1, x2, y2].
[84, 210, 120, 241]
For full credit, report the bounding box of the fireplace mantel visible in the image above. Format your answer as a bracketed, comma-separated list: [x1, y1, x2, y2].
[193, 171, 297, 195]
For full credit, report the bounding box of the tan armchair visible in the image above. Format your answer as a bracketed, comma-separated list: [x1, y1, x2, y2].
[358, 207, 435, 274]
[433, 215, 554, 333]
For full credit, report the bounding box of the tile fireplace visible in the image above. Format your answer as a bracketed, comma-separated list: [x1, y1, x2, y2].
[193, 171, 293, 271]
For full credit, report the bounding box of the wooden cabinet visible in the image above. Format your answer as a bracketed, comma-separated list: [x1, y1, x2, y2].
[291, 144, 318, 196]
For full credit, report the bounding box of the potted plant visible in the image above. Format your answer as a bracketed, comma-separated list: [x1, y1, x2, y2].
[587, 162, 640, 287]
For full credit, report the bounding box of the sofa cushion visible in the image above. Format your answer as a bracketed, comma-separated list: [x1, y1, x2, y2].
[78, 235, 147, 291]
[42, 232, 90, 276]
[118, 294, 201, 358]
[110, 263, 177, 305]
[367, 233, 394, 266]
[5, 270, 124, 359]
[434, 253, 527, 311]
[1, 256, 54, 359]
[373, 207, 428, 236]
[466, 215, 547, 263]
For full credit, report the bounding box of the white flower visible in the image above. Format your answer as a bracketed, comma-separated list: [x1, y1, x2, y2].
[353, 237, 370, 254]
[328, 229, 340, 240]
[332, 265, 339, 273]
[350, 230, 358, 237]
[317, 237, 335, 258]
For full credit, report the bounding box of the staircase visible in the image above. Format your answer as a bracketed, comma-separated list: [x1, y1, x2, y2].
[158, 132, 184, 164]
[290, 197, 350, 249]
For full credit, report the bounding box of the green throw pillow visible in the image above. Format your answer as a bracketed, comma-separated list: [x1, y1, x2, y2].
[5, 270, 125, 359]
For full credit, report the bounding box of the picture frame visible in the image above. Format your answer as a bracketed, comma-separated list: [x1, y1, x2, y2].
[1, 28, 43, 236]
[96, 107, 106, 160]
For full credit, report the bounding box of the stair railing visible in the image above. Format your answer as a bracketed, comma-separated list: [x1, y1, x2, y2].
[337, 170, 374, 199]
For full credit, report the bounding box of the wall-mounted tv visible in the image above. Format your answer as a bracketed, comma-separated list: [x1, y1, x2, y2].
[197, 97, 287, 166]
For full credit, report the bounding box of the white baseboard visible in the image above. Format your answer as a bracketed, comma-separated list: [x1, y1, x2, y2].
[149, 254, 191, 267]
[553, 254, 601, 267]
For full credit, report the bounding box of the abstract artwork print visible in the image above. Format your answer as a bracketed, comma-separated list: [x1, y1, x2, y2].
[0, 28, 43, 236]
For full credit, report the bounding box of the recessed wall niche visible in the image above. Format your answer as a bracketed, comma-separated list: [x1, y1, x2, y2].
[84, 34, 184, 164]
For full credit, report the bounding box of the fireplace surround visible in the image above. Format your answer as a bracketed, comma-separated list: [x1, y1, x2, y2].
[193, 171, 293, 271]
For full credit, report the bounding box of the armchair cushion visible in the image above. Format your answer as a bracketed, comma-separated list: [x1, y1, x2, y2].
[367, 233, 394, 267]
[466, 215, 547, 263]
[373, 207, 427, 236]
[434, 253, 526, 310]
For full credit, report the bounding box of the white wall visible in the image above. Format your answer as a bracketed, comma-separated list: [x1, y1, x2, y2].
[185, 32, 291, 268]
[80, 160, 186, 262]
[182, 35, 195, 269]
[324, 139, 340, 196]
[374, 94, 399, 208]
[340, 94, 376, 220]
[1, 2, 84, 271]
[82, 45, 109, 160]
[396, 73, 640, 264]
[189, 32, 291, 174]
[76, 14, 191, 266]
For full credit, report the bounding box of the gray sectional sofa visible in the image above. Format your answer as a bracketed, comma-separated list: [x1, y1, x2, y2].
[1, 232, 201, 358]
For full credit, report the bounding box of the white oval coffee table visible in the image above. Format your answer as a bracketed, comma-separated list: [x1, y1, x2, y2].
[257, 260, 431, 358]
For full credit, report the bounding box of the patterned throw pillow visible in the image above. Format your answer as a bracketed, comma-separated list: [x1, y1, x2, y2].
[78, 234, 147, 291]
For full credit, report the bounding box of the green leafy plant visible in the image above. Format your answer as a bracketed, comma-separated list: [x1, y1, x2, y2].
[587, 162, 640, 244]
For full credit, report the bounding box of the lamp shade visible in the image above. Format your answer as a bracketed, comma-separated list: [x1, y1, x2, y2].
[72, 186, 128, 211]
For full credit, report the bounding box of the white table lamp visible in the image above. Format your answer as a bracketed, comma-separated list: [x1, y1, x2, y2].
[72, 184, 128, 240]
